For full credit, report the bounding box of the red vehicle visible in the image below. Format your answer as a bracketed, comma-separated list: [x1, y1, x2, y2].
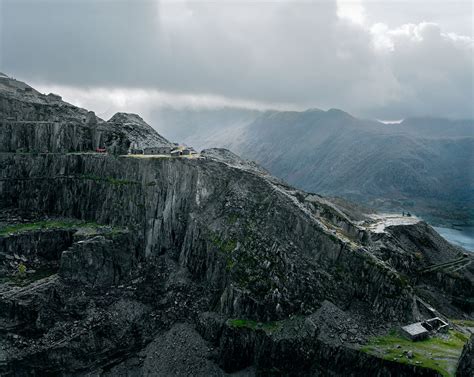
[95, 147, 106, 153]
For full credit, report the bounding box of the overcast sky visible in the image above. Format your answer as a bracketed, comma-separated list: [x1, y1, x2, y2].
[0, 0, 472, 120]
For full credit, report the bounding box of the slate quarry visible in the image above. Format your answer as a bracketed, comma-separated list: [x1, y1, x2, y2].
[0, 75, 472, 376]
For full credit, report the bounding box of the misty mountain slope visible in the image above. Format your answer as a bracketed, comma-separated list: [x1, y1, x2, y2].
[158, 107, 473, 224]
[151, 106, 262, 148]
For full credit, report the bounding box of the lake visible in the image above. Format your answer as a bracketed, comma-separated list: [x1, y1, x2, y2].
[433, 226, 474, 252]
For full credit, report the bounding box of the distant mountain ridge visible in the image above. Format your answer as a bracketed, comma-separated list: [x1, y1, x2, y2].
[150, 107, 474, 225]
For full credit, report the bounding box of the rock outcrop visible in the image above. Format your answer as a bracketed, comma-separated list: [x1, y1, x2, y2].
[457, 335, 474, 377]
[0, 75, 170, 154]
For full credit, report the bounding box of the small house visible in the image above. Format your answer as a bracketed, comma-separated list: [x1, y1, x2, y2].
[143, 147, 159, 155]
[143, 146, 172, 155]
[401, 322, 429, 341]
[158, 146, 172, 154]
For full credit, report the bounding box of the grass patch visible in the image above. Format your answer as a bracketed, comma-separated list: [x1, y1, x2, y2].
[0, 220, 112, 236]
[228, 318, 282, 334]
[451, 319, 474, 327]
[0, 220, 82, 236]
[361, 330, 469, 377]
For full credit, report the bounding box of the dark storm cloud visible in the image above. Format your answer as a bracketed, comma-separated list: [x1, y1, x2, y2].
[1, 0, 472, 118]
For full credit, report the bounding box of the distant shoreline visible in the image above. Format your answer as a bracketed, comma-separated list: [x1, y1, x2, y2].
[433, 225, 474, 252]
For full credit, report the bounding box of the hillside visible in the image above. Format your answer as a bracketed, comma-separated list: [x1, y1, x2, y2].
[0, 77, 472, 376]
[152, 108, 474, 225]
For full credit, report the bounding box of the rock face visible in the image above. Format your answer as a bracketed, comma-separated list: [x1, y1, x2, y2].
[457, 335, 474, 377]
[108, 112, 173, 149]
[59, 231, 139, 287]
[0, 75, 171, 154]
[0, 78, 472, 376]
[0, 152, 416, 321]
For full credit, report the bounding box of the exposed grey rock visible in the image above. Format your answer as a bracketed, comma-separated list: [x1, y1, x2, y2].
[0, 77, 170, 154]
[108, 112, 173, 149]
[0, 78, 471, 377]
[59, 231, 139, 287]
[456, 335, 474, 377]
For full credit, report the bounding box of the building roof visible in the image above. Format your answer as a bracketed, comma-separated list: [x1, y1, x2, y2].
[402, 322, 428, 337]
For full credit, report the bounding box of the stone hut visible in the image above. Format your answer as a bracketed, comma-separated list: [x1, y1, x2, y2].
[401, 322, 429, 341]
[423, 317, 449, 333]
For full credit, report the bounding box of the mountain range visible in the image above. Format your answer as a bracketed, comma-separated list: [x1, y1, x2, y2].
[150, 107, 474, 226]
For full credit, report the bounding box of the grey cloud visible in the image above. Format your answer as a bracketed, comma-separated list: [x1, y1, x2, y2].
[0, 0, 472, 118]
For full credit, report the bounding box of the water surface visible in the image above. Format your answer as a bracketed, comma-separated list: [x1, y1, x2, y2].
[433, 226, 474, 252]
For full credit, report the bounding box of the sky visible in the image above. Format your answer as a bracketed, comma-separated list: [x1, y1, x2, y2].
[0, 0, 472, 120]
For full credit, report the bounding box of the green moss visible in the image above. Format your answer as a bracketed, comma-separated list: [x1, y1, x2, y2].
[452, 319, 474, 327]
[210, 233, 237, 254]
[209, 231, 239, 271]
[0, 220, 115, 236]
[228, 318, 282, 333]
[0, 220, 79, 236]
[361, 330, 469, 377]
[226, 258, 236, 270]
